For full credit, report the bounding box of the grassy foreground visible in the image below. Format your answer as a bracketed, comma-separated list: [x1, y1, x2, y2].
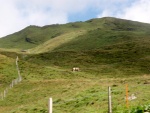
[0, 52, 150, 113]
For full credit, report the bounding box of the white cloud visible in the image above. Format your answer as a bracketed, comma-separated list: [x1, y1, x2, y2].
[0, 0, 97, 38]
[119, 0, 150, 23]
[97, 0, 150, 24]
[0, 1, 24, 37]
[97, 0, 133, 18]
[99, 10, 112, 17]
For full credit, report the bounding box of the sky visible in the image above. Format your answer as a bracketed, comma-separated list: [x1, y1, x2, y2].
[0, 0, 150, 38]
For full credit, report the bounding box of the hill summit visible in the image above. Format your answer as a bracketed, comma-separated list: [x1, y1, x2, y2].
[0, 17, 150, 52]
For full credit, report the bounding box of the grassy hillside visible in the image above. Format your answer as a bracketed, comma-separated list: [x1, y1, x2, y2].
[23, 17, 150, 76]
[0, 51, 150, 113]
[29, 30, 87, 53]
[1, 17, 150, 51]
[0, 18, 104, 50]
[0, 17, 150, 113]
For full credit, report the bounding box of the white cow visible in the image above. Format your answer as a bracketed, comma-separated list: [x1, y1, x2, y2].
[72, 67, 80, 72]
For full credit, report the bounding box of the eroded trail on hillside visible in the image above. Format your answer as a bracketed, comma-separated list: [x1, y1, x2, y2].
[29, 30, 86, 54]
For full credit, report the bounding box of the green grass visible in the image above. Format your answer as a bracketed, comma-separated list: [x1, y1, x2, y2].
[0, 54, 18, 90]
[0, 17, 150, 51]
[0, 51, 150, 113]
[52, 28, 150, 52]
[29, 30, 87, 53]
[0, 18, 103, 50]
[0, 69, 149, 113]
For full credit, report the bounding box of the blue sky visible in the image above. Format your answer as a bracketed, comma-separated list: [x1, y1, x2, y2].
[0, 0, 150, 38]
[68, 7, 100, 22]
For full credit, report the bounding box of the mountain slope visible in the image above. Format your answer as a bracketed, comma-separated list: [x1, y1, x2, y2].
[0, 17, 150, 113]
[0, 18, 104, 50]
[29, 30, 86, 53]
[0, 48, 150, 113]
[0, 17, 150, 74]
[22, 17, 150, 75]
[1, 17, 150, 52]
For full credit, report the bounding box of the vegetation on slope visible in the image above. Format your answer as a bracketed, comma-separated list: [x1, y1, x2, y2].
[29, 30, 86, 53]
[0, 18, 104, 50]
[0, 54, 17, 88]
[1, 17, 150, 51]
[0, 17, 150, 113]
[0, 52, 149, 113]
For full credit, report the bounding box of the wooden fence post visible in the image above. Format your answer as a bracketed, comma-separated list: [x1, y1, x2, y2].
[15, 79, 18, 85]
[4, 90, 6, 98]
[6, 88, 8, 93]
[48, 98, 53, 113]
[10, 84, 12, 89]
[126, 84, 129, 108]
[108, 86, 112, 113]
[19, 75, 22, 82]
[16, 56, 22, 82]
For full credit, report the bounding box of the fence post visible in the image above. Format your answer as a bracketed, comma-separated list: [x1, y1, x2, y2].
[16, 56, 22, 82]
[126, 84, 129, 108]
[15, 79, 18, 85]
[5, 88, 8, 94]
[4, 90, 6, 98]
[108, 86, 112, 113]
[48, 98, 53, 113]
[10, 84, 12, 89]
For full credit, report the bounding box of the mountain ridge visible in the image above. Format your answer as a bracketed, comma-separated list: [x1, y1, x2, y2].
[0, 17, 150, 52]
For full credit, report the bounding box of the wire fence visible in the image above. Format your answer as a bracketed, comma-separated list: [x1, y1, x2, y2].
[51, 83, 150, 112]
[0, 56, 149, 112]
[0, 56, 22, 101]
